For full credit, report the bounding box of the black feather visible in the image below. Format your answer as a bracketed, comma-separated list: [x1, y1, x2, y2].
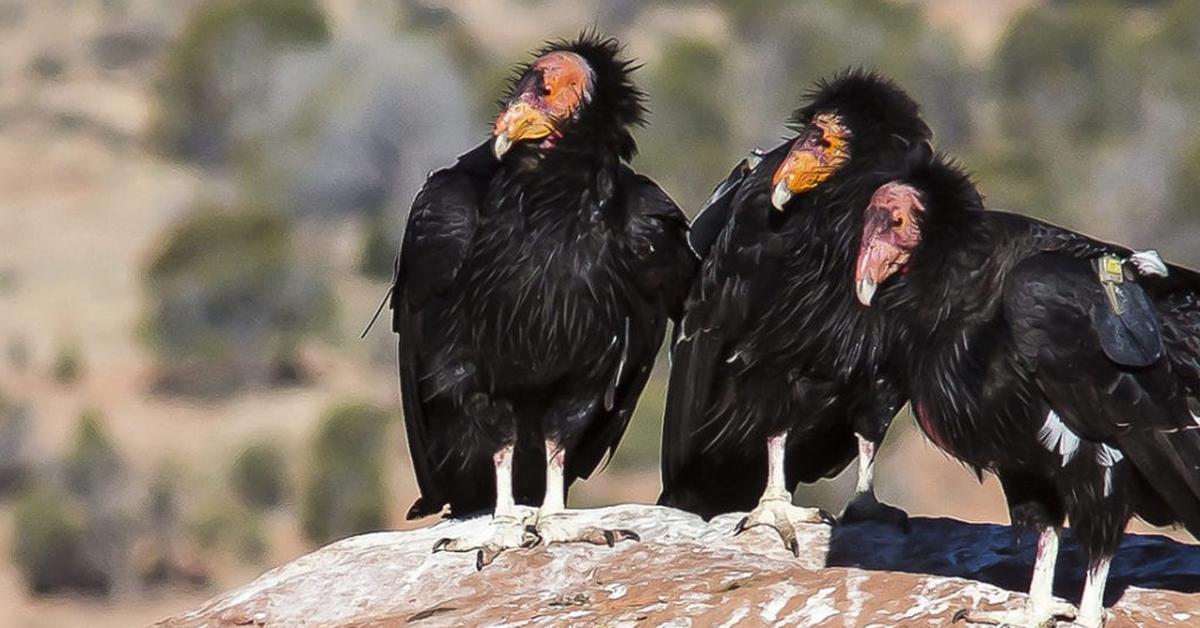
[876, 155, 1200, 568]
[658, 71, 929, 518]
[394, 35, 696, 519]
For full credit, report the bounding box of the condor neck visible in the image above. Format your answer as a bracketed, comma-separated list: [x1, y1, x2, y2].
[889, 220, 1015, 339]
[499, 149, 623, 222]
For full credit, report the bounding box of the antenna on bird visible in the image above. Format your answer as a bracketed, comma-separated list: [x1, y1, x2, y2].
[361, 256, 399, 339]
[360, 286, 394, 339]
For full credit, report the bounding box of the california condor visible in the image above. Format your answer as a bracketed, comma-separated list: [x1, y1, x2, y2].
[391, 34, 695, 568]
[657, 71, 933, 551]
[856, 155, 1200, 627]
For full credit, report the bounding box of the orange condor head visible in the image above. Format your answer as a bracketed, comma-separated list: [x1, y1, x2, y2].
[493, 50, 594, 158]
[770, 112, 853, 210]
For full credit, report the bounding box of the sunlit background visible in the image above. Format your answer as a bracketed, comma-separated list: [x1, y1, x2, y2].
[2, 0, 1199, 625]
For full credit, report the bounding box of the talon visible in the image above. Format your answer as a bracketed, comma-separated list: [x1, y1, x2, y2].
[618, 529, 640, 543]
[952, 609, 969, 623]
[603, 529, 615, 547]
[788, 538, 800, 557]
[733, 515, 750, 535]
[432, 538, 451, 553]
[476, 546, 502, 570]
[819, 510, 837, 526]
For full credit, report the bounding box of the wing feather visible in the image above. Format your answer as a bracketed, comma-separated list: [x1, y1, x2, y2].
[392, 142, 495, 518]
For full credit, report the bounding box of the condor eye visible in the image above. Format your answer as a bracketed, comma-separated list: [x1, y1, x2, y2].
[891, 215, 905, 228]
[819, 137, 832, 149]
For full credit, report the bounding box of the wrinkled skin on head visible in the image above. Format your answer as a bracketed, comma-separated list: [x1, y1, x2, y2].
[855, 181, 926, 305]
[770, 112, 853, 210]
[493, 51, 594, 158]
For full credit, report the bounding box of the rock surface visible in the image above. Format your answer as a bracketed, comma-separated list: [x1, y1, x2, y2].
[157, 504, 1200, 627]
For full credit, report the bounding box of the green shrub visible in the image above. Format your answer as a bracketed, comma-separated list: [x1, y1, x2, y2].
[640, 37, 733, 213]
[52, 340, 84, 385]
[231, 442, 289, 509]
[0, 392, 32, 496]
[154, 0, 330, 162]
[236, 511, 269, 563]
[64, 410, 123, 501]
[29, 52, 65, 80]
[11, 488, 107, 596]
[144, 204, 334, 396]
[301, 403, 391, 544]
[187, 500, 270, 563]
[359, 210, 397, 280]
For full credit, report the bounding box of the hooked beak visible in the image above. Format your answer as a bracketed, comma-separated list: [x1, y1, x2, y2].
[493, 100, 554, 159]
[856, 275, 878, 307]
[770, 142, 842, 211]
[854, 235, 905, 307]
[492, 134, 512, 159]
[771, 181, 793, 212]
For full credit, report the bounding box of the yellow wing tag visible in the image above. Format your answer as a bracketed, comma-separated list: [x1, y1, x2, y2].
[1095, 254, 1125, 314]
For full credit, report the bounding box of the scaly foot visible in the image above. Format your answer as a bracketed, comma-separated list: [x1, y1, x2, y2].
[733, 495, 835, 556]
[432, 507, 539, 570]
[840, 490, 910, 531]
[532, 510, 640, 548]
[952, 601, 1078, 628]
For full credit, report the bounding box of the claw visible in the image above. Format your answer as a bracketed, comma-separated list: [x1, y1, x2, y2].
[952, 609, 969, 623]
[819, 509, 837, 526]
[531, 512, 641, 548]
[476, 545, 503, 570]
[775, 519, 798, 556]
[432, 538, 451, 553]
[733, 515, 750, 535]
[521, 527, 542, 548]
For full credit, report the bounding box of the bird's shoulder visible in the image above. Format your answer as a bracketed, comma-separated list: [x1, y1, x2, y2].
[395, 142, 498, 309]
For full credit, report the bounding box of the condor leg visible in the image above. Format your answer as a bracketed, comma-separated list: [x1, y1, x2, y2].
[733, 430, 835, 556]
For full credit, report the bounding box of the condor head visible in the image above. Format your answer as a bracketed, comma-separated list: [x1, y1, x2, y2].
[492, 34, 644, 162]
[493, 50, 594, 158]
[855, 181, 926, 306]
[769, 71, 932, 211]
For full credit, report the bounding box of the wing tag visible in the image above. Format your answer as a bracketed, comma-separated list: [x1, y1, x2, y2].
[1096, 254, 1126, 313]
[1090, 254, 1164, 367]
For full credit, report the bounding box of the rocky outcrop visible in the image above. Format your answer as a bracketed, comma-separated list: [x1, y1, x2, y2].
[157, 504, 1200, 627]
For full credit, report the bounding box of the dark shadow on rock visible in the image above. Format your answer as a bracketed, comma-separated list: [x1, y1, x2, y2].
[827, 517, 1200, 606]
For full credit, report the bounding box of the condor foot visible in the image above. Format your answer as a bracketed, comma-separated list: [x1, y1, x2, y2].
[952, 602, 1078, 628]
[432, 508, 538, 570]
[532, 510, 640, 548]
[733, 495, 835, 556]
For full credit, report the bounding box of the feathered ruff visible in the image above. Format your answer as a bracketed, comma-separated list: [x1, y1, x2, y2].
[789, 68, 932, 157]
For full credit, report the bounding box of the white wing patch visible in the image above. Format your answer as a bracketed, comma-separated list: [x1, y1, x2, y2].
[1038, 410, 1080, 466]
[1097, 444, 1125, 498]
[1129, 249, 1169, 278]
[603, 320, 631, 412]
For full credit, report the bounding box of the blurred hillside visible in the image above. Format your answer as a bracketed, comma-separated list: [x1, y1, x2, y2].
[1, 0, 1198, 626]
